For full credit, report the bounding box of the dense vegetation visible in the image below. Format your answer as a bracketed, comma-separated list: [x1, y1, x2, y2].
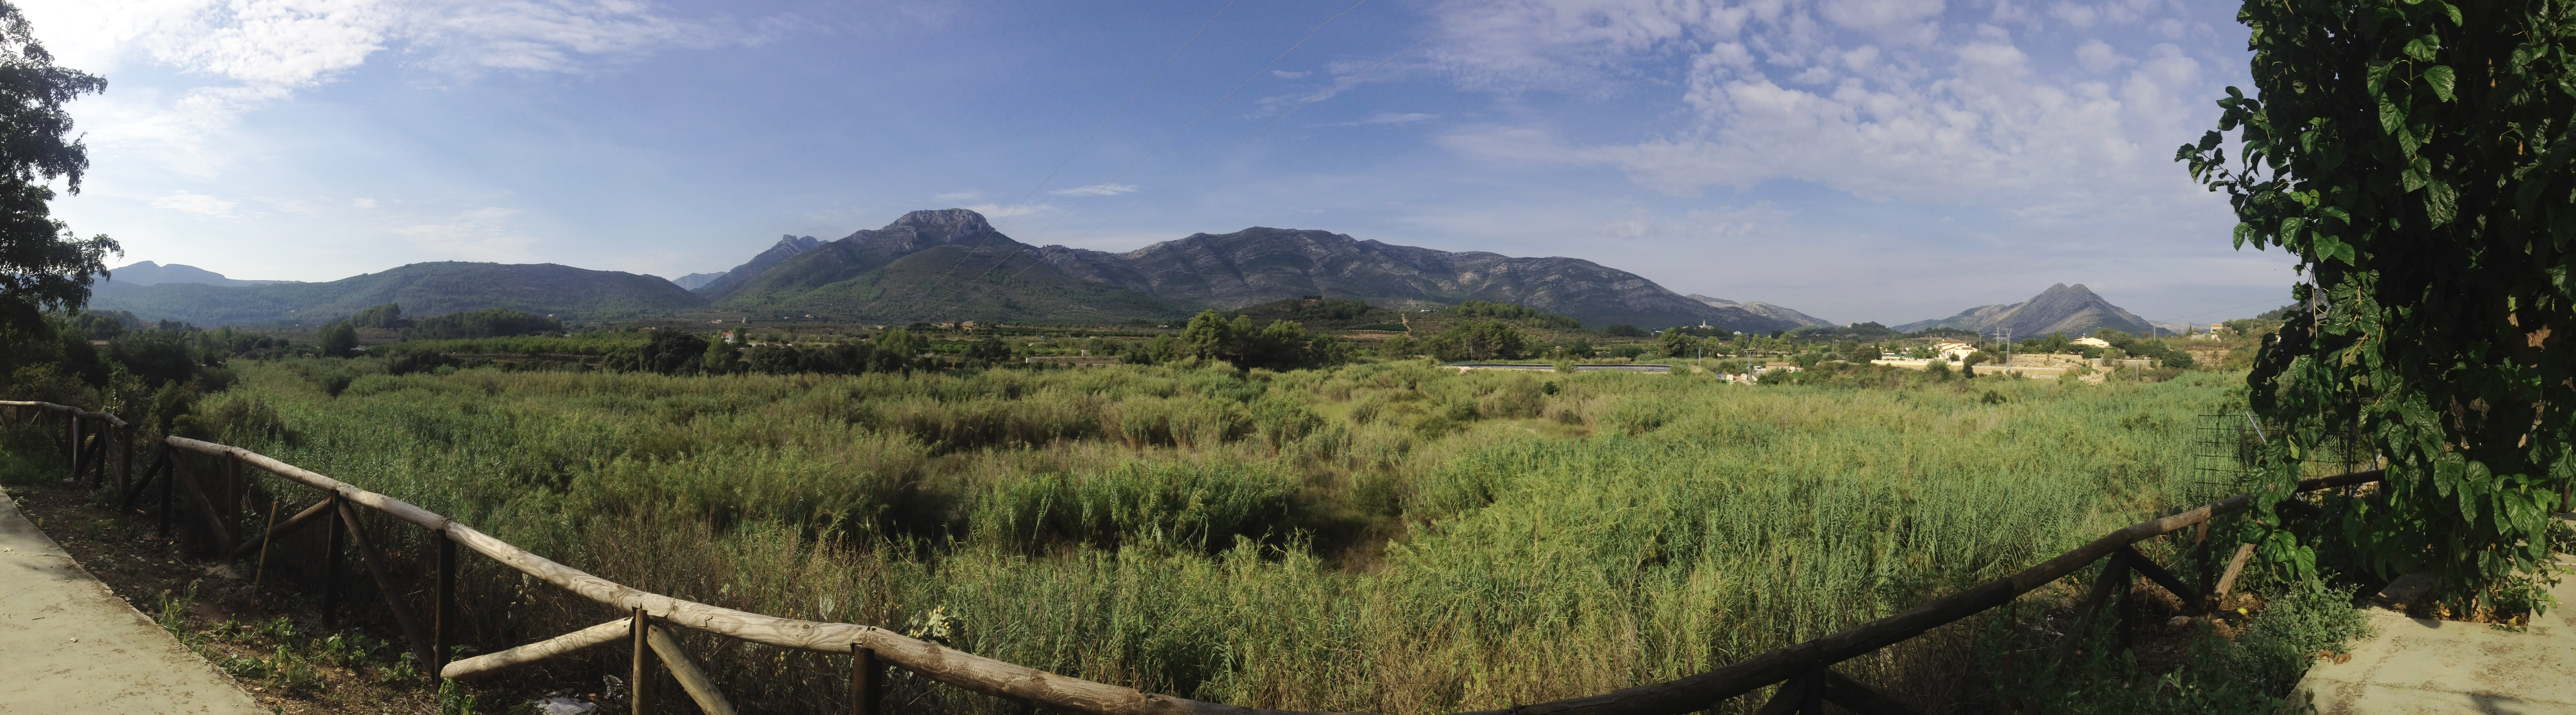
[1, 354, 2356, 713]
[2181, 0, 2576, 613]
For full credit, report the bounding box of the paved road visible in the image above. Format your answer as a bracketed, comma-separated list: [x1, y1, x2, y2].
[2297, 514, 2576, 714]
[0, 489, 264, 714]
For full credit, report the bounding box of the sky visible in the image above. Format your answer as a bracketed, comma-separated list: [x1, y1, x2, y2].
[21, 0, 2301, 327]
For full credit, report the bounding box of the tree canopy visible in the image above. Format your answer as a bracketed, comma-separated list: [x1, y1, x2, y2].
[2179, 0, 2575, 609]
[0, 3, 112, 335]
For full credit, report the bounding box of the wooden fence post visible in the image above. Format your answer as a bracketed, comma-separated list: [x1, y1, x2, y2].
[157, 450, 174, 539]
[436, 532, 456, 674]
[66, 414, 80, 481]
[631, 607, 651, 715]
[224, 455, 243, 554]
[852, 643, 880, 715]
[322, 496, 343, 630]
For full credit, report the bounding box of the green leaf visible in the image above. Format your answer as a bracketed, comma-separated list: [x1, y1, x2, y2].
[2405, 34, 2439, 62]
[2379, 98, 2405, 136]
[2367, 61, 2394, 98]
[2441, 2, 2462, 25]
[2426, 178, 2459, 226]
[2425, 64, 2456, 101]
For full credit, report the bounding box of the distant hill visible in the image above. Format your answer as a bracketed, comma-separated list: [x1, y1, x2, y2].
[1032, 226, 1799, 332]
[98, 261, 296, 288]
[1687, 295, 1829, 328]
[711, 210, 1193, 323]
[1893, 283, 2157, 338]
[88, 262, 707, 326]
[670, 272, 727, 290]
[693, 235, 821, 300]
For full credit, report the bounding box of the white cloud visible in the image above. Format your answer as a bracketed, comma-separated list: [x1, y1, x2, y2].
[1271, 69, 1309, 78]
[1049, 183, 1137, 197]
[1586, 204, 1784, 239]
[151, 190, 237, 217]
[961, 203, 1053, 219]
[351, 197, 377, 208]
[1427, 0, 2230, 227]
[22, 0, 765, 157]
[1332, 112, 1438, 126]
[2075, 38, 2131, 73]
[388, 206, 537, 260]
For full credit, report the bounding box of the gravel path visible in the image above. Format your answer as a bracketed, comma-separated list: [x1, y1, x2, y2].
[0, 489, 265, 714]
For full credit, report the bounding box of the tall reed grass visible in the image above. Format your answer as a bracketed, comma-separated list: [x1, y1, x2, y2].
[178, 358, 2234, 713]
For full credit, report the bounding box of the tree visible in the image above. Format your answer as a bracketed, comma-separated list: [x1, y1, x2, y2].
[0, 6, 113, 335]
[351, 303, 404, 329]
[318, 321, 359, 357]
[872, 327, 925, 370]
[702, 334, 743, 375]
[2178, 0, 2576, 610]
[1602, 324, 1646, 337]
[1658, 329, 1700, 358]
[1423, 321, 1528, 362]
[1181, 310, 1237, 360]
[1959, 351, 1987, 376]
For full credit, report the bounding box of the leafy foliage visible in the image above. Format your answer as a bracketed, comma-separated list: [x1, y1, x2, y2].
[404, 307, 561, 340]
[2177, 0, 2575, 609]
[1181, 310, 1345, 371]
[1422, 320, 1530, 361]
[350, 303, 404, 329]
[1439, 301, 1583, 330]
[0, 6, 114, 334]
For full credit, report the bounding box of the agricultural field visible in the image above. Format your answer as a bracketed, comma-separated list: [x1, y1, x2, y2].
[15, 354, 2356, 713]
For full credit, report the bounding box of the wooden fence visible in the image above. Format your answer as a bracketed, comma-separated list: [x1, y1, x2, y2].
[1, 400, 2384, 715]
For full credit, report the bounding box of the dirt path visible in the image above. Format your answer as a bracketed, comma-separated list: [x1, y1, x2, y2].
[0, 490, 264, 714]
[2295, 513, 2576, 713]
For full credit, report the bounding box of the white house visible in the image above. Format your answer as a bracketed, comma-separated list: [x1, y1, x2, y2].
[2072, 337, 2113, 348]
[1932, 341, 1977, 360]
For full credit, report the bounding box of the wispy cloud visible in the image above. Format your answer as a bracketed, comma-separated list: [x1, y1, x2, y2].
[1332, 112, 1437, 126]
[31, 0, 774, 159]
[389, 206, 539, 261]
[1049, 183, 1137, 197]
[352, 197, 379, 208]
[1271, 69, 1309, 78]
[931, 191, 982, 202]
[962, 203, 1055, 219]
[151, 191, 238, 218]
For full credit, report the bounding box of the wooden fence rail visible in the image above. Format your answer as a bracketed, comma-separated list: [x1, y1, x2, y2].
[1, 400, 2382, 715]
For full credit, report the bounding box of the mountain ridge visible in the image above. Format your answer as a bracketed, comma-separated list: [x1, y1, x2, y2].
[88, 262, 705, 326]
[1687, 295, 1830, 328]
[1892, 283, 2157, 338]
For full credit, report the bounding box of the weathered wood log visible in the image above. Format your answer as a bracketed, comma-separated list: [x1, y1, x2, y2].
[1815, 671, 1920, 715]
[852, 645, 880, 715]
[2119, 547, 2197, 614]
[1749, 672, 1812, 715]
[440, 617, 633, 680]
[648, 623, 739, 715]
[437, 534, 456, 673]
[322, 497, 342, 629]
[228, 499, 336, 561]
[174, 460, 236, 554]
[2210, 543, 2257, 610]
[2051, 552, 2132, 662]
[632, 607, 651, 715]
[127, 442, 168, 511]
[337, 500, 436, 668]
[253, 498, 281, 588]
[67, 413, 81, 481]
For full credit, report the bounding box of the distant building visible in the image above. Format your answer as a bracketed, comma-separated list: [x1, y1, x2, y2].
[1932, 341, 1976, 360]
[2072, 336, 2112, 348]
[960, 321, 981, 331]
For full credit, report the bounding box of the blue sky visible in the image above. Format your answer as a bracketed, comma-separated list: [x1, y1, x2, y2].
[24, 0, 2297, 326]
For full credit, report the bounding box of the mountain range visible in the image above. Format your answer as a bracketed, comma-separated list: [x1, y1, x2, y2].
[693, 210, 1808, 332]
[83, 209, 1868, 333]
[89, 262, 703, 326]
[99, 261, 296, 288]
[1686, 295, 1831, 328]
[1891, 283, 2159, 338]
